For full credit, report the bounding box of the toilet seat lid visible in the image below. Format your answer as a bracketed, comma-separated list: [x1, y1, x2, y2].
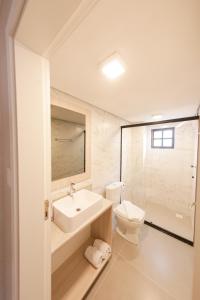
[115, 201, 145, 221]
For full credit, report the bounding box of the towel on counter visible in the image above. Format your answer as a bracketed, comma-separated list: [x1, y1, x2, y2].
[84, 246, 104, 269]
[93, 239, 111, 260]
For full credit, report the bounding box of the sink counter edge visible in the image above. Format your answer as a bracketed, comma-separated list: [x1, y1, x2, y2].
[51, 198, 112, 254]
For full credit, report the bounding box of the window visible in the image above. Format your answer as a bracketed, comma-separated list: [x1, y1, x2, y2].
[151, 127, 175, 149]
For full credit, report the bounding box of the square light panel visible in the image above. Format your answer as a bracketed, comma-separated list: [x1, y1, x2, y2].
[101, 53, 125, 80]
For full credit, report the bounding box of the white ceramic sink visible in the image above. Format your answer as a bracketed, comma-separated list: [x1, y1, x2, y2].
[53, 189, 103, 232]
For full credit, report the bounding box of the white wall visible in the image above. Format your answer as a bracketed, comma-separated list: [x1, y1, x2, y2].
[51, 88, 127, 196]
[15, 42, 51, 300]
[122, 120, 198, 215]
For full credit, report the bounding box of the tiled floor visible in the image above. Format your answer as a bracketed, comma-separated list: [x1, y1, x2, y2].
[145, 201, 194, 241]
[86, 225, 194, 300]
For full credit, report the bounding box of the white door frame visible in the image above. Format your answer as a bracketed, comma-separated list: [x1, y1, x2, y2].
[1, 1, 28, 299]
[1, 0, 52, 298]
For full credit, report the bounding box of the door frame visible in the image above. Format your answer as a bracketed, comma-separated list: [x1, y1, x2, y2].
[1, 1, 28, 299]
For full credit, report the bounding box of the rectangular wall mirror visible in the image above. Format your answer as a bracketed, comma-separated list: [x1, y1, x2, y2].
[50, 95, 91, 191]
[51, 105, 86, 181]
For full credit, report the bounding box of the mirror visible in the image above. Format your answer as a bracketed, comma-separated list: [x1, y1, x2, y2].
[51, 105, 86, 181]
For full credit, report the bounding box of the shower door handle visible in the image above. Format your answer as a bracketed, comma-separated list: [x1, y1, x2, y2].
[191, 202, 196, 208]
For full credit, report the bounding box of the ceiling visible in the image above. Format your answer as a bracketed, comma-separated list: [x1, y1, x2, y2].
[50, 0, 200, 122]
[51, 105, 85, 125]
[16, 0, 200, 122]
[16, 0, 82, 55]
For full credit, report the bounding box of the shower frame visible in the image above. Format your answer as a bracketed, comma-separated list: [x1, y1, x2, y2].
[120, 116, 199, 246]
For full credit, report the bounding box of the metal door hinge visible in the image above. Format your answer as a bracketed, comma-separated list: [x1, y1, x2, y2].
[44, 200, 49, 220]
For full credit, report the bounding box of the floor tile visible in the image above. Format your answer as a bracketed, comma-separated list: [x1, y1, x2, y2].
[87, 255, 175, 300]
[86, 225, 193, 300]
[120, 225, 193, 300]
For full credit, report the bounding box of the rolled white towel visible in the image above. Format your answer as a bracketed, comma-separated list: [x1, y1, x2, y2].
[93, 239, 111, 260]
[84, 246, 104, 269]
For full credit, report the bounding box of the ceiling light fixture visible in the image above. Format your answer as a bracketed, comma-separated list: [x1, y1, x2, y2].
[152, 114, 163, 121]
[101, 53, 125, 80]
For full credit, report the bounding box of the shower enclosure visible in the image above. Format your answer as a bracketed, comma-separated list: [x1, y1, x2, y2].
[121, 117, 199, 244]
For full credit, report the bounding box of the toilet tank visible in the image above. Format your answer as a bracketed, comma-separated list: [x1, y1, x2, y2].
[106, 182, 124, 205]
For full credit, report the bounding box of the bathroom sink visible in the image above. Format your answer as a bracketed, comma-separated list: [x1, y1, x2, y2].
[53, 189, 103, 232]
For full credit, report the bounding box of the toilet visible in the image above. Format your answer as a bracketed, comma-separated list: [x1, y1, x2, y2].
[106, 182, 145, 245]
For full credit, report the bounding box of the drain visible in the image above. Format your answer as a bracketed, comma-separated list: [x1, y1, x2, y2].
[76, 208, 81, 212]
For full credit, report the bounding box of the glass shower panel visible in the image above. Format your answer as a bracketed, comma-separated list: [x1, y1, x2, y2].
[121, 120, 198, 242]
[121, 126, 147, 209]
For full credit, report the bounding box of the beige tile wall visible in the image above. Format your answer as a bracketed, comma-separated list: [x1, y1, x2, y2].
[51, 88, 128, 195]
[122, 120, 198, 216]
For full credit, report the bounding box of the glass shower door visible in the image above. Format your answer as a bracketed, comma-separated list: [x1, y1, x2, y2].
[121, 119, 198, 243]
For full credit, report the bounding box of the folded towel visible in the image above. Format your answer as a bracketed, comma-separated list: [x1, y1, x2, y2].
[84, 246, 104, 269]
[93, 239, 111, 260]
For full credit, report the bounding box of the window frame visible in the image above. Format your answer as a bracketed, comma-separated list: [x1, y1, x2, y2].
[151, 127, 175, 149]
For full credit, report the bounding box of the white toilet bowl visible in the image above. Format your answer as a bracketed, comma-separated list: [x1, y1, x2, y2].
[105, 182, 145, 245]
[114, 201, 145, 245]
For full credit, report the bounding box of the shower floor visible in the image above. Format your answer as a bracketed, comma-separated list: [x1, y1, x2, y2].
[145, 201, 194, 242]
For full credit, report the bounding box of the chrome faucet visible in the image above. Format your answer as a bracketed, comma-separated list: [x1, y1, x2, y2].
[69, 182, 76, 197]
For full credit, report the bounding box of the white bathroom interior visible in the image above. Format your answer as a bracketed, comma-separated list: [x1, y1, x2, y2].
[13, 1, 200, 300]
